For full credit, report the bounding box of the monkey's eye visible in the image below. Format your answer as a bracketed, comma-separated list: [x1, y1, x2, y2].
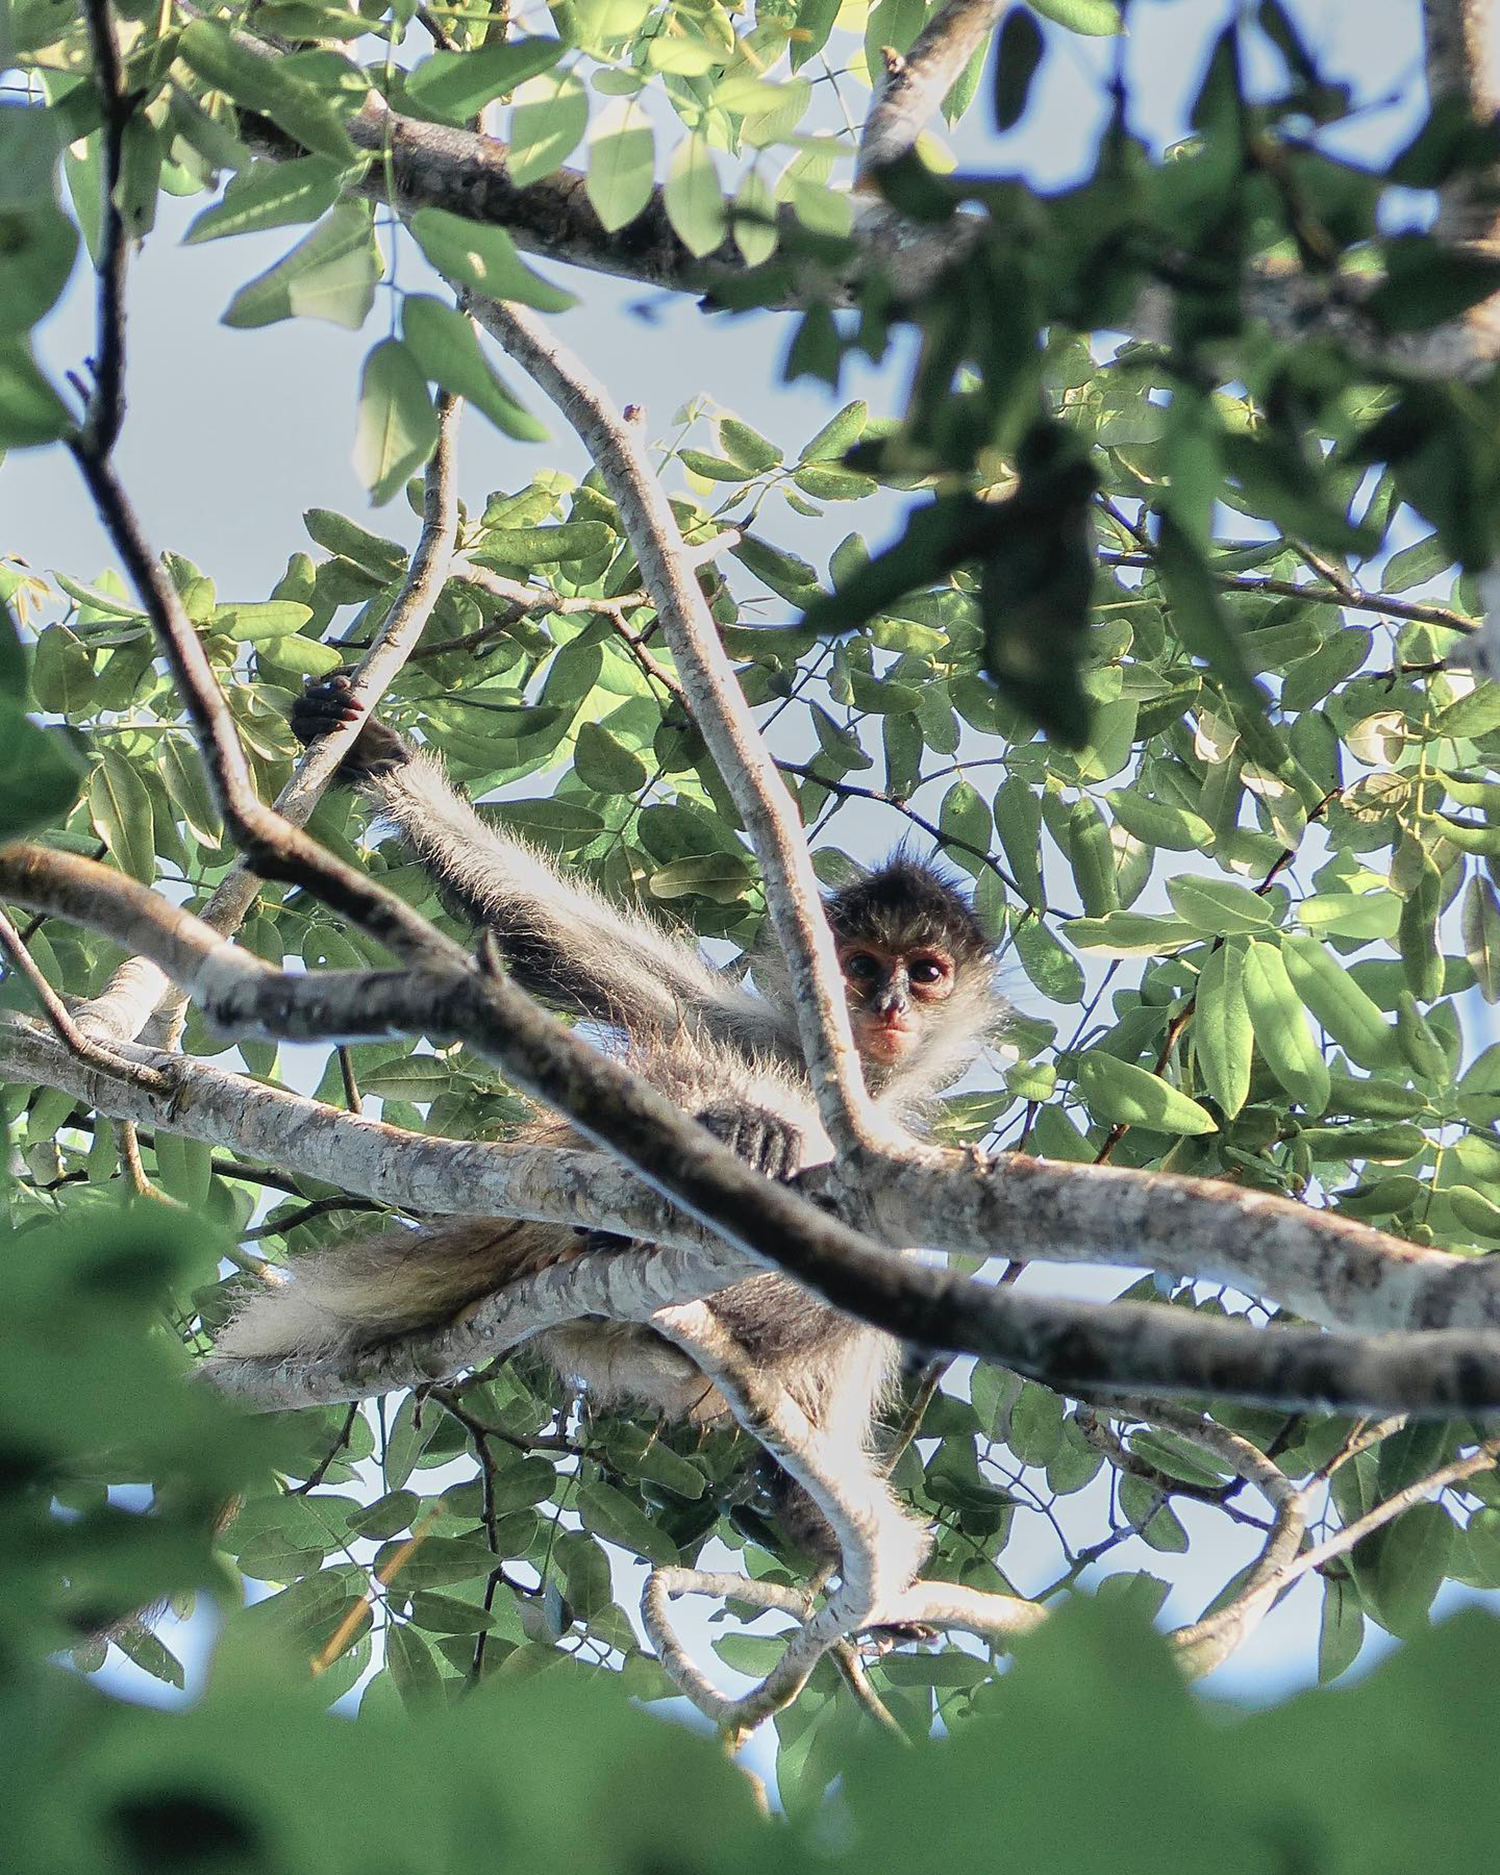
[843, 953, 881, 983]
[908, 955, 951, 986]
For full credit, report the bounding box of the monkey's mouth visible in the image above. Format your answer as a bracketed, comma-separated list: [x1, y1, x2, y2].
[858, 1016, 917, 1061]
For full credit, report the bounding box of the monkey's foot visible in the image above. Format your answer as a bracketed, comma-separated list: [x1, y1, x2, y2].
[694, 1102, 804, 1181]
[291, 674, 411, 781]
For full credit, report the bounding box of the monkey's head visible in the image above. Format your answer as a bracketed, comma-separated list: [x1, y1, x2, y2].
[825, 856, 999, 1080]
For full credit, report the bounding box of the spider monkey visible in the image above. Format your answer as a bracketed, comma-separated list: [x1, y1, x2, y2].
[217, 675, 1007, 1580]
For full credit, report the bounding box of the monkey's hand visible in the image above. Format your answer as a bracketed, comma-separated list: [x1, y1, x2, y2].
[290, 674, 412, 783]
[694, 1102, 803, 1182]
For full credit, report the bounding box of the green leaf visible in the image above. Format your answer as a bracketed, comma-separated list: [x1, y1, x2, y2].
[1075, 1054, 1217, 1135]
[401, 296, 548, 443]
[791, 464, 875, 501]
[1368, 235, 1500, 335]
[1463, 873, 1500, 1003]
[50, 573, 143, 621]
[1008, 1381, 1065, 1465]
[1293, 892, 1401, 940]
[800, 399, 867, 462]
[664, 134, 725, 258]
[407, 1590, 500, 1635]
[731, 170, 777, 267]
[992, 6, 1045, 131]
[646, 35, 721, 75]
[576, 1479, 679, 1563]
[574, 720, 649, 794]
[992, 777, 1043, 905]
[353, 338, 439, 506]
[479, 523, 614, 565]
[407, 208, 576, 313]
[178, 19, 359, 165]
[0, 109, 77, 337]
[1395, 990, 1449, 1083]
[649, 854, 755, 902]
[1281, 627, 1373, 713]
[508, 69, 590, 186]
[222, 200, 380, 330]
[1063, 912, 1200, 955]
[718, 418, 781, 472]
[1281, 932, 1401, 1071]
[1066, 798, 1116, 916]
[386, 1621, 446, 1704]
[585, 99, 655, 232]
[0, 337, 72, 446]
[184, 157, 343, 244]
[1155, 514, 1269, 720]
[213, 601, 313, 642]
[30, 623, 93, 712]
[679, 449, 753, 482]
[1194, 942, 1252, 1117]
[0, 704, 83, 840]
[1381, 531, 1448, 594]
[1165, 874, 1275, 936]
[1242, 938, 1330, 1113]
[731, 533, 820, 603]
[371, 1534, 513, 1587]
[303, 508, 407, 577]
[1105, 789, 1213, 852]
[403, 37, 564, 124]
[790, 0, 840, 68]
[1434, 683, 1500, 741]
[1013, 915, 1085, 1001]
[1029, 0, 1121, 30]
[1351, 1502, 1454, 1638]
[346, 1490, 421, 1538]
[88, 750, 155, 883]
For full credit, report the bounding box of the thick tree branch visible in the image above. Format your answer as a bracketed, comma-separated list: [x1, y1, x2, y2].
[0, 1013, 739, 1247]
[14, 834, 1500, 1424]
[855, 1152, 1500, 1336]
[228, 83, 1500, 374]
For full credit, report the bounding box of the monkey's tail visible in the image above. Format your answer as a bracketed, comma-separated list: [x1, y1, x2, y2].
[213, 1217, 570, 1363]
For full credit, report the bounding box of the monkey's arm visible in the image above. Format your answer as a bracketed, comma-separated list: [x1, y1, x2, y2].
[294, 677, 792, 1049]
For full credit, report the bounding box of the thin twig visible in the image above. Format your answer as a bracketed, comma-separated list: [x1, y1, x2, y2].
[79, 0, 131, 454]
[1101, 551, 1473, 633]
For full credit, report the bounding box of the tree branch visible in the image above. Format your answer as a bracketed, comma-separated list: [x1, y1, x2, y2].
[858, 0, 1009, 181]
[643, 1299, 1043, 1732]
[1099, 552, 1475, 633]
[1424, 0, 1500, 244]
[473, 298, 882, 1153]
[78, 0, 130, 456]
[0, 909, 168, 1093]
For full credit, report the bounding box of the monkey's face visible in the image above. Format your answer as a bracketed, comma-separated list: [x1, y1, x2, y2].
[837, 944, 957, 1065]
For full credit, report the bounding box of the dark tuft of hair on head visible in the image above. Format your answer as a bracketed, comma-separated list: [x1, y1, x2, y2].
[824, 848, 992, 965]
